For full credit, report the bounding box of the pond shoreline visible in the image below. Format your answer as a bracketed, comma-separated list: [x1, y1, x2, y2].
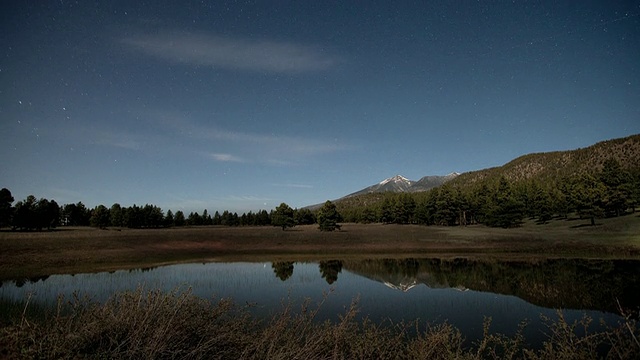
[3, 286, 638, 359]
[1, 217, 639, 280]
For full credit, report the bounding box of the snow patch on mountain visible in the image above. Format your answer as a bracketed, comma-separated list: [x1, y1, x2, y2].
[305, 172, 461, 210]
[344, 172, 459, 198]
[379, 175, 412, 186]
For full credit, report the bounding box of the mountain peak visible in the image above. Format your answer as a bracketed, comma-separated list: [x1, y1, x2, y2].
[305, 172, 460, 209]
[379, 175, 411, 185]
[343, 173, 458, 198]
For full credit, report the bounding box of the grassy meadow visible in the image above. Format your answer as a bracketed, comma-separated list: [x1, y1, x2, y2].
[1, 213, 639, 280]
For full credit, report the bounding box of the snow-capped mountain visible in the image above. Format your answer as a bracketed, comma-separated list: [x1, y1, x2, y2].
[377, 175, 414, 190]
[344, 173, 459, 197]
[304, 172, 460, 210]
[345, 175, 414, 197]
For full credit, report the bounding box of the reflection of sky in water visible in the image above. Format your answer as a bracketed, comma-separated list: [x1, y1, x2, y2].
[0, 262, 622, 346]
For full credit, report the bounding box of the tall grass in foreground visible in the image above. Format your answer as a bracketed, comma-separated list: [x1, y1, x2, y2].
[1, 288, 638, 359]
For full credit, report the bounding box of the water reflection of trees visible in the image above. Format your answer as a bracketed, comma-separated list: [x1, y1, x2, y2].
[270, 260, 344, 283]
[271, 262, 295, 281]
[380, 258, 420, 278]
[319, 260, 343, 284]
[9, 275, 51, 288]
[3, 258, 638, 314]
[343, 258, 640, 313]
[128, 267, 157, 273]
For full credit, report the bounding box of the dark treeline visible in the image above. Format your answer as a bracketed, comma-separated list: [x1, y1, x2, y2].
[338, 158, 640, 227]
[0, 191, 61, 231]
[0, 187, 321, 231]
[2, 158, 638, 231]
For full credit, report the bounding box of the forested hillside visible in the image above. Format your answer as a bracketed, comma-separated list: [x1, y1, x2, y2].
[336, 134, 640, 227]
[452, 134, 640, 185]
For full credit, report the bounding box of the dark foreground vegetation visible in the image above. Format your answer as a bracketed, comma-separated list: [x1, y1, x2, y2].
[1, 288, 639, 359]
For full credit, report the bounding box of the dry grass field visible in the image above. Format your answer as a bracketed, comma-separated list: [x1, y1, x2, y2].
[2, 287, 638, 359]
[1, 214, 639, 280]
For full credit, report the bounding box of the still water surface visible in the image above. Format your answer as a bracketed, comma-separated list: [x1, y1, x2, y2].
[2, 258, 638, 346]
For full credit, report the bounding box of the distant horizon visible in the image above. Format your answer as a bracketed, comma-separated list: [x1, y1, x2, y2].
[2, 1, 639, 213]
[4, 132, 638, 214]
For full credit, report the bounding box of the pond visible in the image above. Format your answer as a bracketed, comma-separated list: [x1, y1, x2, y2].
[2, 257, 639, 347]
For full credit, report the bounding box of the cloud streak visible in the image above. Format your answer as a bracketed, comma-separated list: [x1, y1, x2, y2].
[203, 127, 346, 164]
[272, 183, 314, 189]
[122, 32, 339, 73]
[225, 195, 272, 202]
[207, 153, 245, 163]
[153, 110, 349, 165]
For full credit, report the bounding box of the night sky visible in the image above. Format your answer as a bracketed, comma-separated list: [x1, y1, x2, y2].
[2, 1, 639, 213]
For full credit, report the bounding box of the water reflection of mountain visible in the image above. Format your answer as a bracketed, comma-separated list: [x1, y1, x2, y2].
[343, 258, 640, 313]
[344, 258, 452, 292]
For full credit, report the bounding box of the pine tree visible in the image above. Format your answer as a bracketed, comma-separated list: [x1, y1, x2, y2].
[484, 177, 525, 228]
[164, 209, 174, 227]
[600, 158, 632, 217]
[294, 208, 316, 225]
[272, 203, 295, 230]
[90, 205, 110, 229]
[174, 210, 186, 226]
[434, 185, 458, 226]
[379, 197, 393, 224]
[361, 207, 377, 224]
[572, 174, 605, 226]
[317, 200, 342, 231]
[213, 211, 222, 225]
[110, 203, 124, 227]
[0, 188, 14, 228]
[202, 209, 213, 225]
[531, 182, 553, 224]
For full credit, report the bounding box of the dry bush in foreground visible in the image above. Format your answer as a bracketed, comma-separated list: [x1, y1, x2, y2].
[1, 288, 638, 359]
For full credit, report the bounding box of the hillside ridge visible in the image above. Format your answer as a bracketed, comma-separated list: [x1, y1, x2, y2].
[328, 134, 640, 218]
[450, 134, 640, 187]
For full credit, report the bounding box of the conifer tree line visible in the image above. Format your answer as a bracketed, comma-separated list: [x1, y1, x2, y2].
[338, 158, 640, 228]
[0, 188, 324, 231]
[1, 159, 638, 231]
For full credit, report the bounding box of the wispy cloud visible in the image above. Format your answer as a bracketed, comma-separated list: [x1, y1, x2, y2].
[203, 128, 346, 164]
[48, 116, 145, 151]
[122, 31, 339, 73]
[214, 129, 343, 157]
[272, 183, 314, 189]
[153, 110, 350, 165]
[207, 153, 245, 162]
[225, 195, 273, 202]
[108, 138, 141, 151]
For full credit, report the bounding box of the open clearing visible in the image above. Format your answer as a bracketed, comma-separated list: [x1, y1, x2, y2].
[1, 214, 639, 280]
